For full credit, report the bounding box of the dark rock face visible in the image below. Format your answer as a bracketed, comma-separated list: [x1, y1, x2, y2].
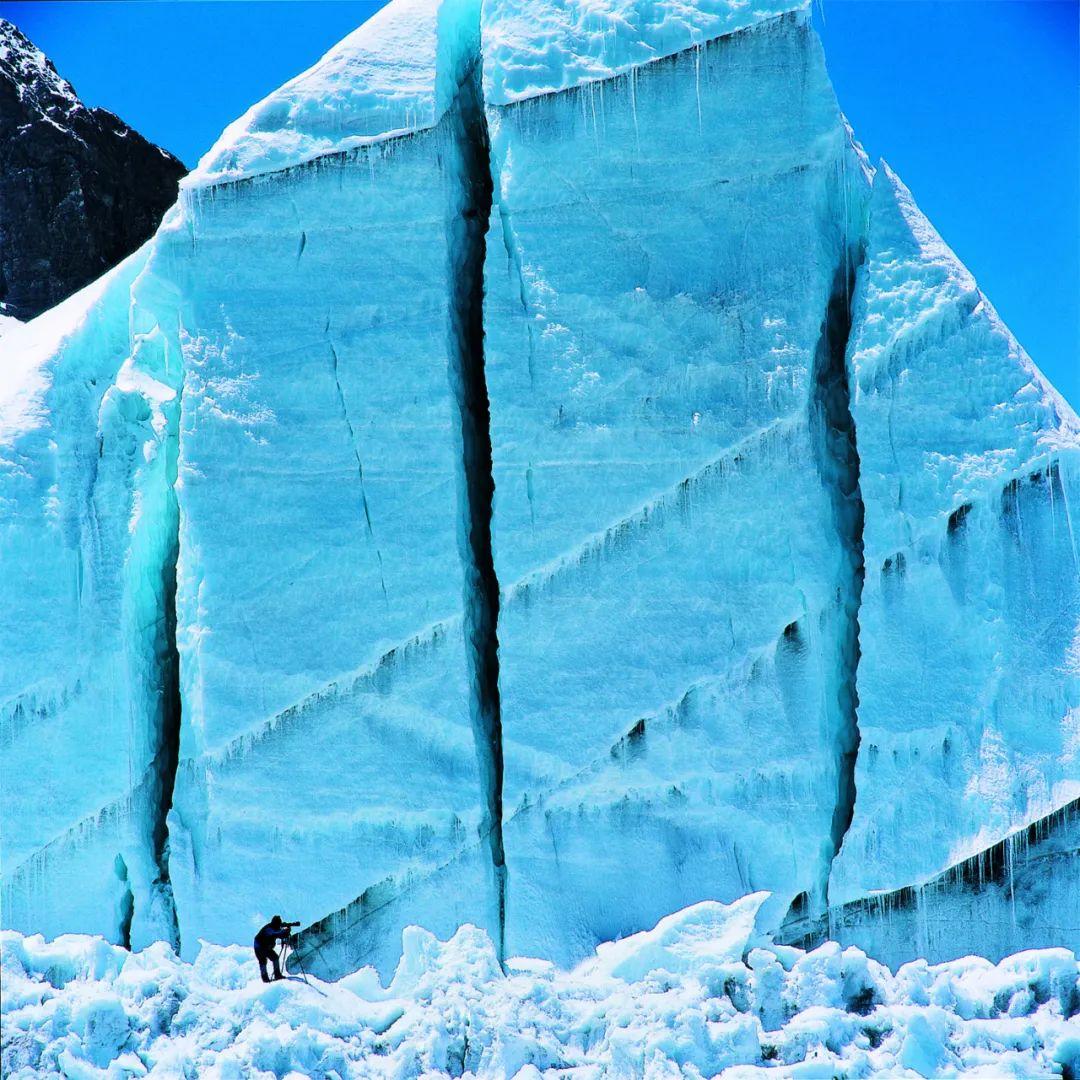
[0, 19, 186, 321]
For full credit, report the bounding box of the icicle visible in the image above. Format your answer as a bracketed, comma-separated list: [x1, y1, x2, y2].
[694, 44, 703, 134]
[1057, 463, 1080, 573]
[1007, 831, 1017, 929]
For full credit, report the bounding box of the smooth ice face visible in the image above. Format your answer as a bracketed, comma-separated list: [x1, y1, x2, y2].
[483, 11, 870, 960]
[482, 0, 807, 103]
[0, 245, 183, 949]
[831, 165, 1080, 905]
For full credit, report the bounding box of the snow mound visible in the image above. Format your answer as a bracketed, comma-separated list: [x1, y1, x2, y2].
[4, 899, 1078, 1078]
[586, 893, 770, 982]
[482, 0, 808, 104]
[0, 244, 150, 445]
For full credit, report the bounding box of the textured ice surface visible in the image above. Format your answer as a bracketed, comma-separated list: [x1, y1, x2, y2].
[4, 900, 1079, 1079]
[484, 9, 870, 960]
[482, 0, 806, 104]
[0, 243, 182, 949]
[167, 130, 499, 964]
[786, 799, 1080, 969]
[831, 164, 1080, 905]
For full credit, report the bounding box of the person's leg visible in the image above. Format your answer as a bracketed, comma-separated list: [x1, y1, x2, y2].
[270, 946, 283, 981]
[255, 949, 271, 983]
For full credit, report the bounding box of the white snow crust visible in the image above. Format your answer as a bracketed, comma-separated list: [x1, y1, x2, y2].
[482, 0, 807, 104]
[4, 898, 1079, 1079]
[187, 0, 808, 186]
[188, 0, 457, 187]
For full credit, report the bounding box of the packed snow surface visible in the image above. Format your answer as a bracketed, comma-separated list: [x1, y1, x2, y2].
[482, 0, 807, 103]
[189, 0, 808, 185]
[4, 898, 1079, 1079]
[189, 0, 447, 186]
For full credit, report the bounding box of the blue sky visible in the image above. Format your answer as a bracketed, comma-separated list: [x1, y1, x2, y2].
[2, 0, 1076, 407]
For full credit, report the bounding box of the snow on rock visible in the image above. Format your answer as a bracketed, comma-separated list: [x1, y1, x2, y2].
[0, 19, 185, 321]
[3, 900, 1079, 1079]
[482, 0, 807, 104]
[0, 17, 84, 123]
[831, 162, 1080, 905]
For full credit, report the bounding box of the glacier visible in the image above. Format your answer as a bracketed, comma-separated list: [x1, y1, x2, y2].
[1, 0, 1078, 992]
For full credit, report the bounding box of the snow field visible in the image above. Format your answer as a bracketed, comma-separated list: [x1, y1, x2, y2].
[2, 0, 1080, 982]
[3, 897, 1079, 1079]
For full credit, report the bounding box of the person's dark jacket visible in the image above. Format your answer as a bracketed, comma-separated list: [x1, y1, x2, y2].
[253, 922, 291, 954]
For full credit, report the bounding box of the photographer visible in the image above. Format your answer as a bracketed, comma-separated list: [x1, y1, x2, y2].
[253, 915, 300, 983]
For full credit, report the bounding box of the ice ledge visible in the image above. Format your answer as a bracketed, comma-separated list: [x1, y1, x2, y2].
[185, 0, 809, 188]
[482, 0, 809, 105]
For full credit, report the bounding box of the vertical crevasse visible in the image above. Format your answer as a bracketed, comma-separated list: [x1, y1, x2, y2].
[809, 254, 866, 910]
[442, 5, 507, 961]
[123, 263, 186, 951]
[146, 438, 182, 950]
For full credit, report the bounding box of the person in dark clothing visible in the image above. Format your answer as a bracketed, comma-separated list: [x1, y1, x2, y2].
[253, 915, 298, 983]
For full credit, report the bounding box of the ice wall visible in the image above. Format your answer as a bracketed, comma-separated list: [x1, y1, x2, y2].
[785, 797, 1080, 968]
[162, 8, 511, 970]
[482, 9, 870, 961]
[0, 245, 183, 950]
[831, 165, 1080, 907]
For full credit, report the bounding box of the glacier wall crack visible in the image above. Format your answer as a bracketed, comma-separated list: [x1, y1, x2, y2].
[147, 461, 183, 954]
[809, 256, 866, 910]
[444, 46, 507, 960]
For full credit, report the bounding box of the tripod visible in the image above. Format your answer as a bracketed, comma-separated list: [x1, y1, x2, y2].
[279, 935, 327, 997]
